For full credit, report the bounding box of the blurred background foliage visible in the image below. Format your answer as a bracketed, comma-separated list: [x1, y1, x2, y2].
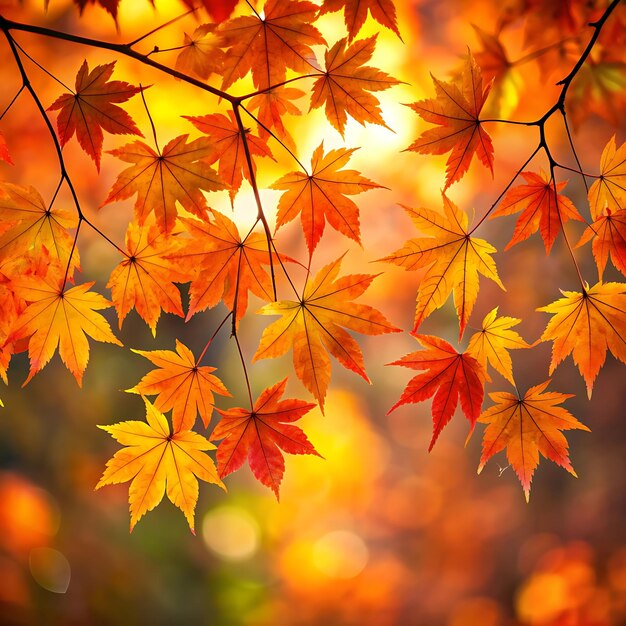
[0, 0, 625, 624]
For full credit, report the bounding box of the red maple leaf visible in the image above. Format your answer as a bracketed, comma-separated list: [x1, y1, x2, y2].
[388, 334, 485, 451]
[211, 378, 320, 498]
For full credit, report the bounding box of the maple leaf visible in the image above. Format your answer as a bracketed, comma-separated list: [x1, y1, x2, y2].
[128, 340, 230, 433]
[96, 397, 224, 533]
[569, 59, 626, 130]
[577, 208, 626, 279]
[587, 136, 626, 219]
[254, 255, 400, 409]
[319, 0, 401, 42]
[271, 142, 382, 253]
[491, 170, 583, 253]
[218, 0, 325, 91]
[0, 183, 80, 278]
[211, 378, 319, 498]
[247, 86, 305, 150]
[467, 307, 530, 385]
[381, 194, 504, 339]
[472, 25, 523, 119]
[407, 51, 494, 189]
[0, 131, 13, 165]
[70, 0, 122, 20]
[0, 253, 42, 382]
[477, 380, 589, 502]
[538, 281, 626, 398]
[106, 219, 187, 335]
[102, 135, 225, 233]
[388, 334, 484, 451]
[180, 0, 238, 22]
[309, 36, 400, 136]
[176, 211, 278, 324]
[48, 60, 142, 171]
[183, 111, 273, 203]
[175, 24, 225, 81]
[7, 265, 122, 386]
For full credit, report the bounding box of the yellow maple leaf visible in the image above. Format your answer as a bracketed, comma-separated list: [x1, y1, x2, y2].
[588, 135, 626, 219]
[467, 307, 530, 385]
[97, 397, 224, 532]
[8, 264, 122, 386]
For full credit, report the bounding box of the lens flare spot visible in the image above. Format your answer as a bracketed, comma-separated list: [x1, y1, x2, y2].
[202, 506, 260, 561]
[312, 530, 368, 579]
[29, 547, 70, 594]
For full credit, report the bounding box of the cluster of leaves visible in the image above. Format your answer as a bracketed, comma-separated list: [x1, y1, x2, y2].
[0, 0, 625, 530]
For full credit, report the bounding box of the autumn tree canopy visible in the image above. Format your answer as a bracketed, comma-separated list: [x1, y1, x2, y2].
[0, 0, 625, 535]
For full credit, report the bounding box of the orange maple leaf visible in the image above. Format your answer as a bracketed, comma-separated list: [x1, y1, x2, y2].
[175, 24, 225, 81]
[381, 194, 504, 339]
[246, 86, 305, 150]
[103, 134, 225, 233]
[107, 219, 187, 335]
[577, 208, 626, 279]
[176, 211, 278, 324]
[7, 264, 122, 386]
[587, 136, 626, 219]
[97, 397, 224, 533]
[0, 183, 80, 278]
[388, 334, 485, 451]
[218, 0, 325, 91]
[271, 142, 382, 254]
[407, 51, 494, 189]
[491, 170, 583, 253]
[183, 111, 273, 203]
[309, 36, 400, 136]
[211, 378, 319, 498]
[472, 25, 523, 118]
[319, 0, 401, 41]
[467, 307, 530, 385]
[478, 380, 589, 502]
[538, 281, 626, 398]
[48, 60, 142, 171]
[0, 252, 48, 382]
[127, 340, 230, 433]
[254, 255, 401, 409]
[569, 58, 626, 130]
